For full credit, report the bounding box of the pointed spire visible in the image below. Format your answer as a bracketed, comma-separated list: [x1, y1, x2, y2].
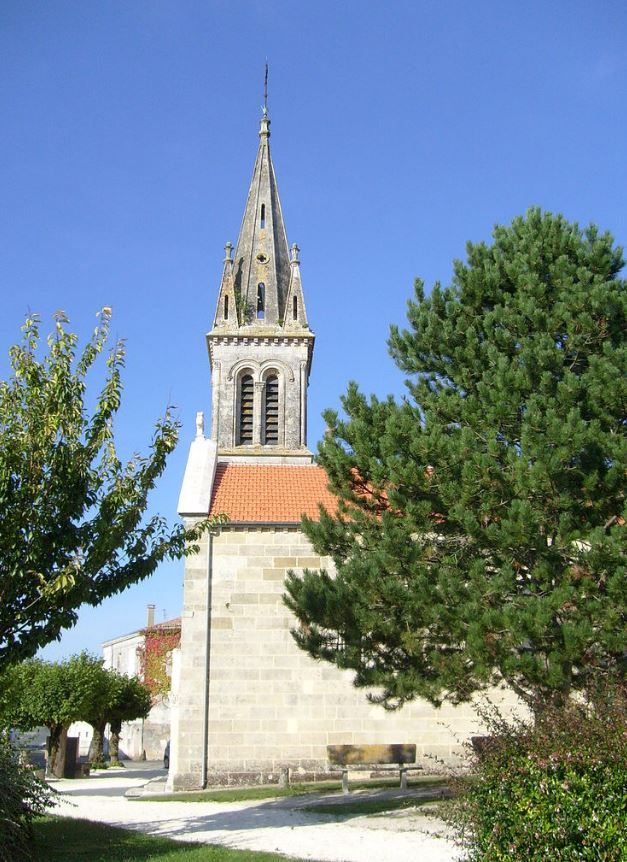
[284, 242, 309, 329]
[209, 91, 312, 338]
[228, 99, 295, 329]
[211, 240, 238, 329]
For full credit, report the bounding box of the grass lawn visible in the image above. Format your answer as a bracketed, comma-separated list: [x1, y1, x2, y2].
[32, 817, 308, 861]
[139, 775, 448, 804]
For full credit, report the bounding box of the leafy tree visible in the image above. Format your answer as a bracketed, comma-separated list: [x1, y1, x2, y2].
[85, 669, 151, 765]
[0, 310, 213, 670]
[82, 665, 111, 765]
[106, 674, 152, 763]
[285, 209, 626, 712]
[0, 653, 110, 776]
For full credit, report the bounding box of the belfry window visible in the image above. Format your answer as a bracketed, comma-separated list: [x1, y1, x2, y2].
[238, 375, 254, 445]
[260, 204, 266, 229]
[293, 295, 298, 320]
[263, 375, 279, 445]
[257, 283, 265, 319]
[224, 295, 229, 320]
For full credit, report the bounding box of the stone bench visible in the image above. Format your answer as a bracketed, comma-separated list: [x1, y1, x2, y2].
[327, 743, 418, 793]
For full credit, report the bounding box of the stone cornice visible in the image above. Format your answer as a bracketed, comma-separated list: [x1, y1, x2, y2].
[206, 329, 315, 370]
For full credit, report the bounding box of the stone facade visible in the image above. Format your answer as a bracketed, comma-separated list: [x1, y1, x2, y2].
[171, 525, 515, 789]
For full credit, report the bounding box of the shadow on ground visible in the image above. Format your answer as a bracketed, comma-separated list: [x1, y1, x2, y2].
[117, 787, 452, 843]
[51, 763, 166, 796]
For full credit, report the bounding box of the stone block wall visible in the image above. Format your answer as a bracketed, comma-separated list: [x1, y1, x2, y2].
[171, 524, 521, 789]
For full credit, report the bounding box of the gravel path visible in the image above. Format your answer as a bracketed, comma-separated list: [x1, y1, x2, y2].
[50, 764, 463, 862]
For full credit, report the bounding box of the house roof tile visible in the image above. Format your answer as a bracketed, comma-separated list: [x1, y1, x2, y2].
[208, 463, 336, 523]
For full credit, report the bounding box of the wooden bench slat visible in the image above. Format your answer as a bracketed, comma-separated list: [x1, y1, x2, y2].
[327, 743, 416, 766]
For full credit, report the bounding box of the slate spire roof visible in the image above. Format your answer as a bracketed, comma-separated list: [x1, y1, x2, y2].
[211, 110, 309, 332]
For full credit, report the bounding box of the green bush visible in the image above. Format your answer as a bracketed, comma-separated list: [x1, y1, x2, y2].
[455, 686, 626, 861]
[0, 735, 56, 862]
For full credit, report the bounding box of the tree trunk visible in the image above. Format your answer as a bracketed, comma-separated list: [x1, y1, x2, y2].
[88, 721, 106, 763]
[109, 719, 121, 762]
[47, 725, 67, 778]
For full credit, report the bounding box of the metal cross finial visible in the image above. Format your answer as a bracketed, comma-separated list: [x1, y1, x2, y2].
[263, 62, 268, 117]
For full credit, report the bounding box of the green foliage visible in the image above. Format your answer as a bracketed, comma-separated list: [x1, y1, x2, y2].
[0, 734, 56, 862]
[0, 652, 113, 775]
[0, 653, 109, 733]
[0, 653, 152, 770]
[77, 657, 151, 763]
[285, 209, 626, 709]
[452, 687, 627, 861]
[0, 310, 213, 670]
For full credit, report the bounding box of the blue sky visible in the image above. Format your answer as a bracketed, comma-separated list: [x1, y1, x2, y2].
[2, 1, 626, 659]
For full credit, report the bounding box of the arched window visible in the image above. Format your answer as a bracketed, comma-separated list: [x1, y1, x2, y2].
[257, 283, 265, 319]
[238, 374, 254, 445]
[263, 375, 279, 445]
[224, 295, 229, 320]
[293, 295, 298, 320]
[260, 204, 266, 229]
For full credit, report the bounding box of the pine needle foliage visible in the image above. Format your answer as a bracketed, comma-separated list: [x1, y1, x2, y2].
[285, 209, 626, 710]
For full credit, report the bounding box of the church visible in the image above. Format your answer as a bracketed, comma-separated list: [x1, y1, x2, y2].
[168, 103, 494, 790]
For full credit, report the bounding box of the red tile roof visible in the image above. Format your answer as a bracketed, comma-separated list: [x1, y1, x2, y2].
[208, 463, 337, 523]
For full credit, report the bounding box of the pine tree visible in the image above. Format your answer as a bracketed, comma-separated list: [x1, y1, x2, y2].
[285, 209, 626, 711]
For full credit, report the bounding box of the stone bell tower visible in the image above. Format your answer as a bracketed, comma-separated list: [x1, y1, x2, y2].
[206, 107, 314, 464]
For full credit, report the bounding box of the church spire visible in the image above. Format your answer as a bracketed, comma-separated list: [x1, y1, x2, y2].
[211, 83, 310, 333]
[207, 99, 314, 462]
[225, 101, 292, 328]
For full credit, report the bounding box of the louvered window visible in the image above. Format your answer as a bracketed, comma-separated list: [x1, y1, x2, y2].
[224, 295, 229, 320]
[263, 375, 279, 445]
[238, 375, 254, 445]
[293, 295, 298, 320]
